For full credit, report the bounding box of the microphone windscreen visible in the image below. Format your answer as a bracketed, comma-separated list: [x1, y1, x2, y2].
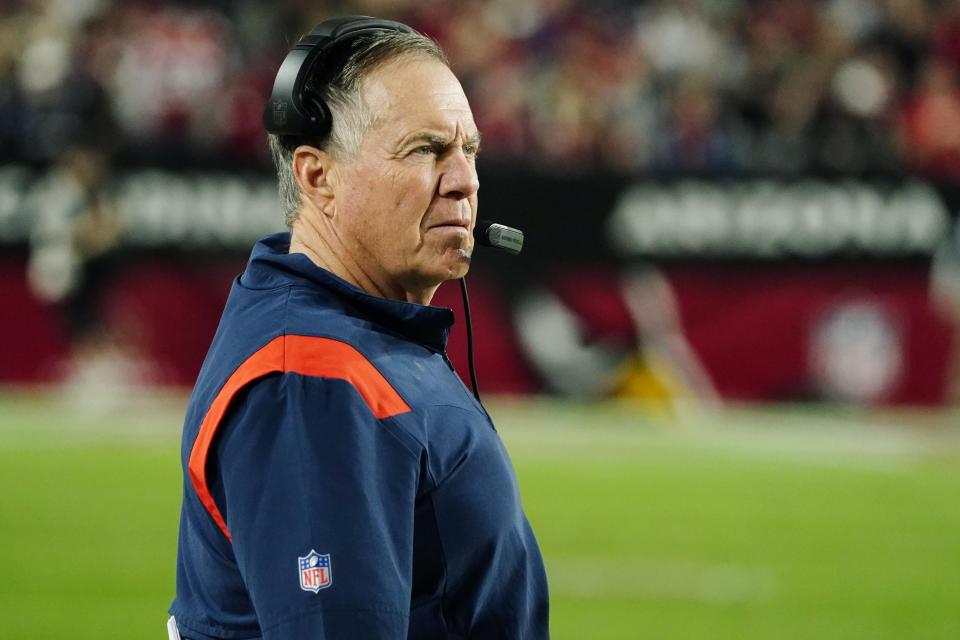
[475, 220, 524, 255]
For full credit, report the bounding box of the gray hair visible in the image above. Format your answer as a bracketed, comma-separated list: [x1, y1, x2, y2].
[269, 29, 448, 227]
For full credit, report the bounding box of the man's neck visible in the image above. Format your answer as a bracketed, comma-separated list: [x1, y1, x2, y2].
[288, 214, 437, 305]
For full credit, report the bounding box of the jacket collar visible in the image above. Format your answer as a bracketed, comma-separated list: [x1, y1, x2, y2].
[241, 232, 454, 353]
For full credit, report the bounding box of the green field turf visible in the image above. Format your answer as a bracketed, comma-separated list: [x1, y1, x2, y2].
[0, 391, 958, 639]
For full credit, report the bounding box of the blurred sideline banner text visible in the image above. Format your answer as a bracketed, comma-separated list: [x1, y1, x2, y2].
[1, 165, 957, 406]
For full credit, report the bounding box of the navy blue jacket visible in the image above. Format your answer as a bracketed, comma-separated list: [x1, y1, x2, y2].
[170, 233, 549, 639]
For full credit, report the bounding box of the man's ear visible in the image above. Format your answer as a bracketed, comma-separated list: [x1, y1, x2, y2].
[293, 145, 336, 211]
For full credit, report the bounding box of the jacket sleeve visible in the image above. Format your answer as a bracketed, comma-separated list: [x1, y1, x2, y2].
[210, 371, 421, 638]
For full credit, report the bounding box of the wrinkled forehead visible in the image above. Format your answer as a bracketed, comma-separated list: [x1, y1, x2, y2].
[360, 55, 477, 137]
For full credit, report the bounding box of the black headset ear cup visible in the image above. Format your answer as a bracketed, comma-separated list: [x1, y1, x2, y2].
[300, 86, 331, 137]
[263, 16, 414, 137]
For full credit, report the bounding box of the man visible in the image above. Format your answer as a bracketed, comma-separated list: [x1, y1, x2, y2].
[169, 16, 549, 640]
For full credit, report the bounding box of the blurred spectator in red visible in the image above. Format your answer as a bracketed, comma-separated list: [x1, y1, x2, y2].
[932, 1, 960, 67]
[899, 57, 960, 180]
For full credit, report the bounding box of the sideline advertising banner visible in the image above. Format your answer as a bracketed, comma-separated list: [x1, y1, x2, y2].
[1, 165, 957, 405]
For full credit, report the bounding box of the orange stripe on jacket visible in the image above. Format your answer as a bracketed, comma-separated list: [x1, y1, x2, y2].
[187, 335, 412, 542]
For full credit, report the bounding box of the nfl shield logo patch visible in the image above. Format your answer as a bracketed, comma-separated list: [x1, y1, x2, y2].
[298, 550, 332, 593]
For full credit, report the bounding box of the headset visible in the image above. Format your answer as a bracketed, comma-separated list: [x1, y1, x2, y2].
[262, 15, 525, 402]
[262, 15, 414, 138]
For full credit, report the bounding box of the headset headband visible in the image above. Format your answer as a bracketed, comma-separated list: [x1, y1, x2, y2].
[262, 15, 415, 137]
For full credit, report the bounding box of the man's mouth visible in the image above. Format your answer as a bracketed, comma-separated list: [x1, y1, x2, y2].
[428, 221, 470, 231]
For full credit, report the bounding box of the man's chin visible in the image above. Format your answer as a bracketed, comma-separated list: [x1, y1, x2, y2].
[408, 244, 473, 288]
[436, 256, 470, 283]
[426, 250, 472, 284]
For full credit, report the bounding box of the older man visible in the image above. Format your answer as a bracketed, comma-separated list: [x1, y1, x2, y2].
[169, 16, 549, 640]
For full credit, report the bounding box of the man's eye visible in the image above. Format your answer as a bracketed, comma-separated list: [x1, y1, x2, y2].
[414, 146, 434, 155]
[463, 144, 478, 156]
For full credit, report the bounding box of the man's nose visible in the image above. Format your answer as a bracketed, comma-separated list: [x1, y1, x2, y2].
[438, 150, 479, 199]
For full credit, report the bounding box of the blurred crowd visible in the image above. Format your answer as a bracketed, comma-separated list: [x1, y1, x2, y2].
[4, 0, 960, 179]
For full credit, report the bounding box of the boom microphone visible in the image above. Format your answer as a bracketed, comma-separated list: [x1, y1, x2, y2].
[475, 220, 524, 255]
